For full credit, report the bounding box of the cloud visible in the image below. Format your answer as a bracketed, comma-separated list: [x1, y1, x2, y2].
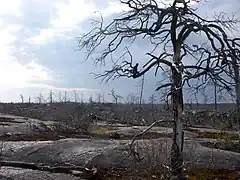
[0, 1, 60, 101]
[0, 22, 53, 91]
[0, 0, 106, 102]
[0, 0, 239, 103]
[0, 0, 22, 17]
[26, 84, 100, 93]
[27, 0, 128, 45]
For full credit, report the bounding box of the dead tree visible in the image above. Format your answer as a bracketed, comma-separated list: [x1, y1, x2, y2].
[133, 79, 143, 105]
[102, 93, 105, 103]
[20, 94, 24, 103]
[231, 39, 240, 128]
[206, 80, 218, 111]
[109, 88, 123, 104]
[73, 90, 78, 103]
[213, 83, 217, 110]
[97, 93, 101, 103]
[219, 38, 240, 128]
[126, 93, 137, 105]
[81, 92, 84, 104]
[96, 93, 104, 103]
[88, 95, 93, 104]
[201, 37, 240, 128]
[49, 90, 54, 104]
[64, 91, 67, 103]
[201, 86, 208, 105]
[149, 93, 156, 110]
[58, 92, 63, 102]
[37, 93, 43, 104]
[139, 75, 145, 106]
[77, 0, 238, 179]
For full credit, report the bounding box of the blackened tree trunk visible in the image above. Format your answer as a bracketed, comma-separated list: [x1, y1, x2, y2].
[170, 8, 185, 178]
[171, 68, 184, 179]
[232, 52, 240, 129]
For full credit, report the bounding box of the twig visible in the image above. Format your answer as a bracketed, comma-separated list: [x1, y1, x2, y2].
[128, 119, 175, 161]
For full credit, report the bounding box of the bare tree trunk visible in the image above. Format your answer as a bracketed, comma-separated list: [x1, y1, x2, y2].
[139, 75, 144, 106]
[20, 95, 24, 103]
[214, 83, 217, 111]
[170, 44, 184, 180]
[49, 90, 53, 104]
[231, 43, 240, 129]
[102, 93, 105, 103]
[64, 91, 67, 103]
[170, 4, 184, 178]
[59, 92, 62, 102]
[194, 93, 199, 111]
[109, 89, 122, 104]
[232, 55, 240, 129]
[235, 83, 240, 129]
[96, 93, 100, 103]
[202, 88, 208, 105]
[81, 92, 84, 104]
[74, 90, 77, 103]
[38, 93, 43, 104]
[171, 68, 184, 179]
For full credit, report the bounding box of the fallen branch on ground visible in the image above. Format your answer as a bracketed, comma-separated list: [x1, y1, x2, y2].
[128, 119, 175, 161]
[0, 160, 97, 178]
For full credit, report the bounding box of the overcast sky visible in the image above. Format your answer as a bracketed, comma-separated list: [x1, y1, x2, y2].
[0, 0, 239, 103]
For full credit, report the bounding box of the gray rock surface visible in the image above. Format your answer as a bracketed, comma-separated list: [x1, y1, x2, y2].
[0, 114, 239, 179]
[0, 114, 55, 139]
[0, 167, 79, 180]
[2, 138, 240, 170]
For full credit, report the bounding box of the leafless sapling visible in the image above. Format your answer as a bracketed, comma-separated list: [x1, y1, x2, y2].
[109, 88, 123, 104]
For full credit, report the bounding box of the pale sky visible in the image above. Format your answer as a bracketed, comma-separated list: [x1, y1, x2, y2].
[0, 0, 239, 103]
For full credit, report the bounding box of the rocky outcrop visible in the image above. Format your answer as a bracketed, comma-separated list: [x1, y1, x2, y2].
[0, 114, 239, 179]
[1, 138, 239, 171]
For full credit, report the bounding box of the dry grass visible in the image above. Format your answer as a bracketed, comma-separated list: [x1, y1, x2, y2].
[197, 132, 239, 140]
[96, 167, 240, 179]
[187, 168, 240, 180]
[91, 126, 117, 134]
[184, 128, 239, 140]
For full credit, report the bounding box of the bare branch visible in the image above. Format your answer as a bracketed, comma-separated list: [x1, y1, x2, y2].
[128, 119, 175, 161]
[156, 83, 172, 91]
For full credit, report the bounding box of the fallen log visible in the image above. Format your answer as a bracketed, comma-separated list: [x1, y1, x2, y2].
[0, 160, 98, 179]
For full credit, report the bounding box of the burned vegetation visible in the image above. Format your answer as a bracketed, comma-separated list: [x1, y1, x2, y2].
[77, 0, 240, 179]
[0, 0, 239, 180]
